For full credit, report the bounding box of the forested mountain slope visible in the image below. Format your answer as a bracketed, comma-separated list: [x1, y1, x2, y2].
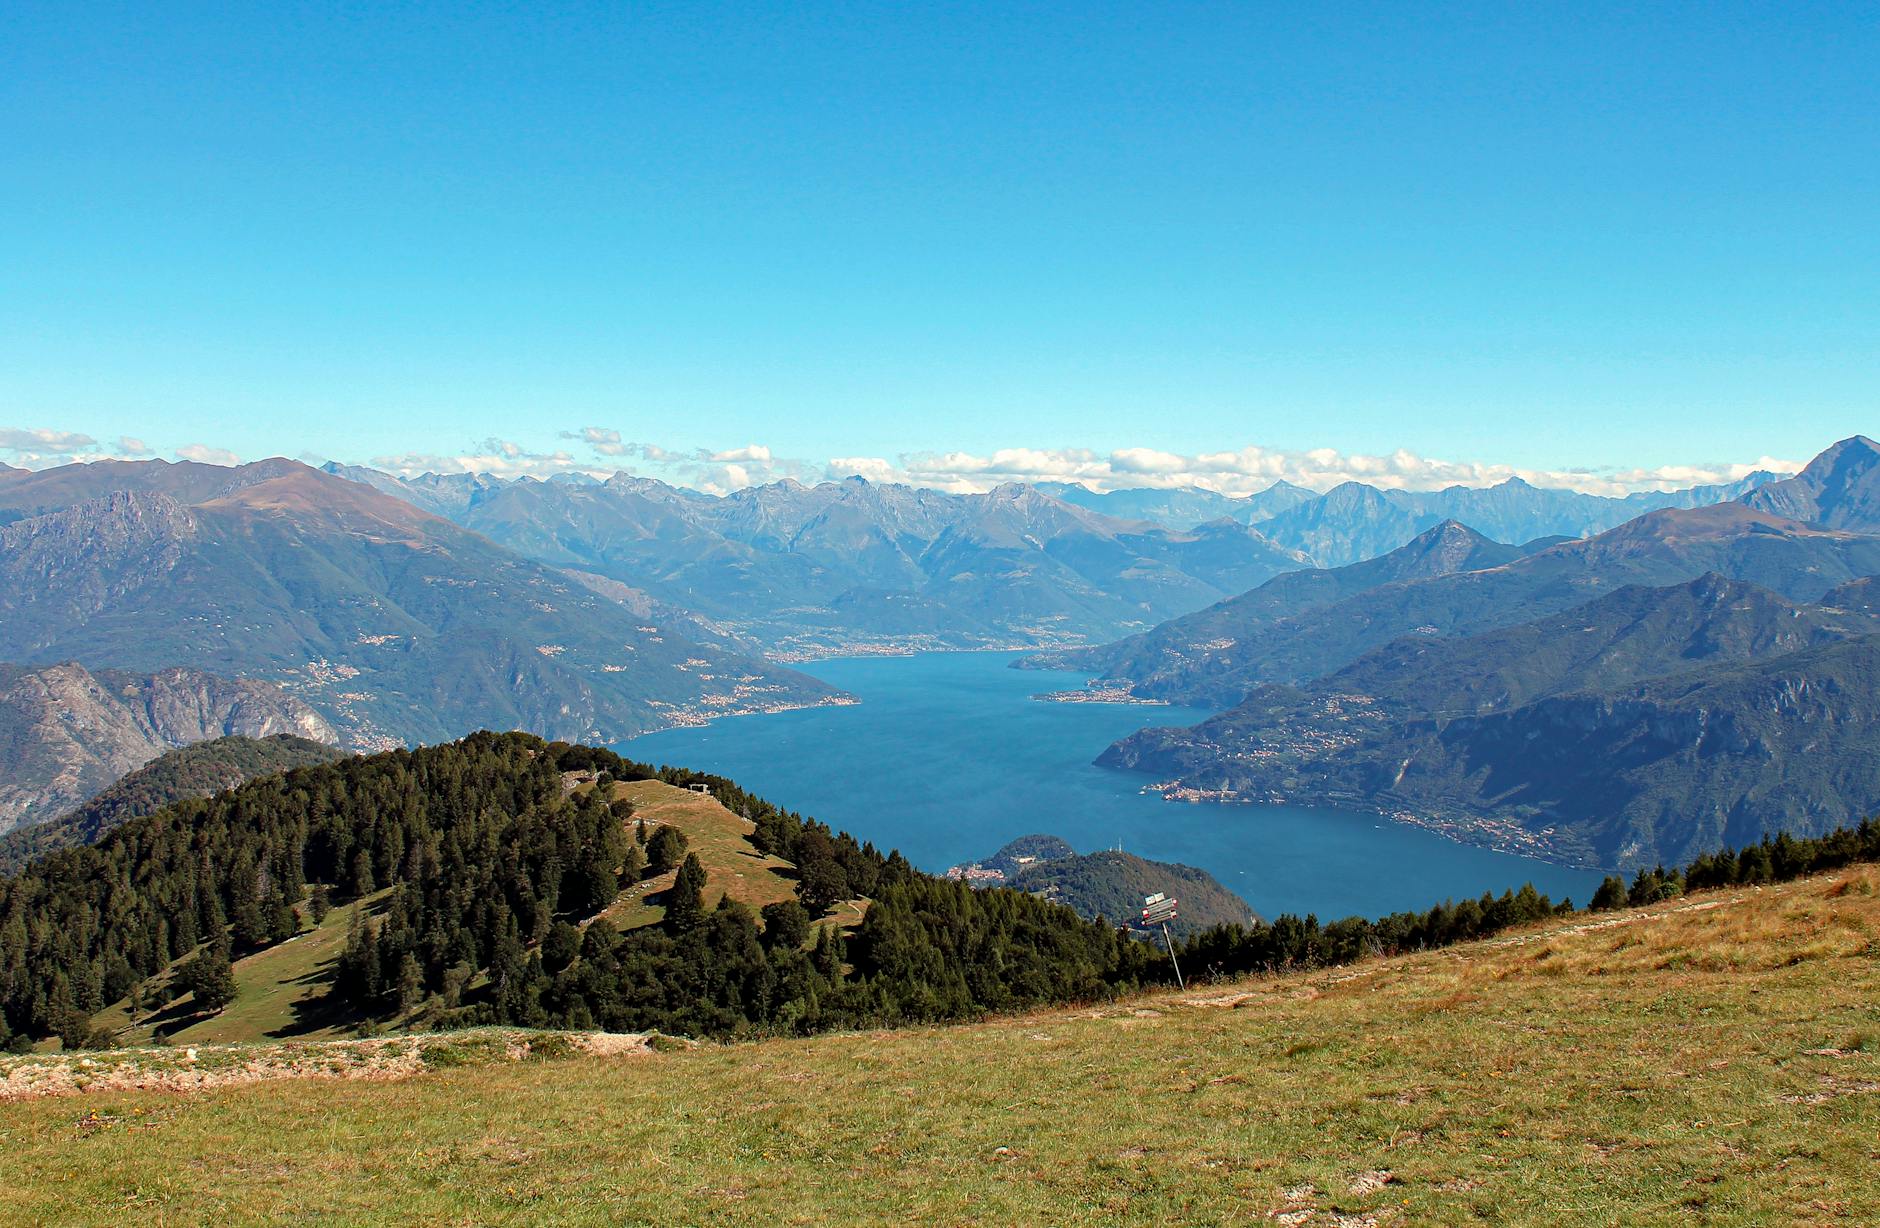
[0, 735, 343, 875]
[0, 732, 1177, 1050]
[946, 834, 1259, 936]
[6, 847, 1878, 1225]
[1105, 577, 1880, 867]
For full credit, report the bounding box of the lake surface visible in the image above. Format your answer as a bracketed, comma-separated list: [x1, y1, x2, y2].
[628, 651, 1604, 921]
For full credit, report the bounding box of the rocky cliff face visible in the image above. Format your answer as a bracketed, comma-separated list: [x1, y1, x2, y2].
[0, 661, 337, 835]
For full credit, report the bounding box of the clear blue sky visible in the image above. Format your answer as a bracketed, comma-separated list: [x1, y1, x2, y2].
[1, 2, 1873, 487]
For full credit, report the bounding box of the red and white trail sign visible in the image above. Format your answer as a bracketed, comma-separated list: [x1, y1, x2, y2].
[1139, 893, 1185, 990]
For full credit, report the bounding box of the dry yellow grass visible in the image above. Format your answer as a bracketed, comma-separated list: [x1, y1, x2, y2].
[6, 866, 1877, 1225]
[598, 779, 803, 930]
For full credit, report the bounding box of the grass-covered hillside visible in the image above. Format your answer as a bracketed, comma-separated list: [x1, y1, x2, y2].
[4, 865, 1876, 1225]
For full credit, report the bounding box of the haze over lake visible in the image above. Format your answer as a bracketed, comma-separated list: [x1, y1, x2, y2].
[629, 651, 1604, 920]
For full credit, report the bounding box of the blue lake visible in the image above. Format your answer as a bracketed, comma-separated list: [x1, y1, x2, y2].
[627, 651, 1604, 921]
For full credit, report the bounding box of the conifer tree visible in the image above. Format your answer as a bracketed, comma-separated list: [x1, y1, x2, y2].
[760, 900, 812, 952]
[349, 848, 377, 898]
[180, 941, 238, 1015]
[542, 921, 582, 974]
[647, 826, 688, 875]
[663, 854, 708, 933]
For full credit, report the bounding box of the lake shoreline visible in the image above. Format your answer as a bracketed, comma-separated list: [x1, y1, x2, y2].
[626, 650, 1605, 920]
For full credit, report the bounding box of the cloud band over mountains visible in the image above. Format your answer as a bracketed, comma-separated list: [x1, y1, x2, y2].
[0, 422, 1801, 497]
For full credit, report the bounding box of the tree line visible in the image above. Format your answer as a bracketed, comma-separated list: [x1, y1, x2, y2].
[4, 731, 1879, 1052]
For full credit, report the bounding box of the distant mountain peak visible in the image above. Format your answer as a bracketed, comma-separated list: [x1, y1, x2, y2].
[1409, 518, 1494, 549]
[1743, 436, 1880, 532]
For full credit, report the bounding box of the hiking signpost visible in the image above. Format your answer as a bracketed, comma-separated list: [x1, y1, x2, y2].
[1140, 893, 1184, 990]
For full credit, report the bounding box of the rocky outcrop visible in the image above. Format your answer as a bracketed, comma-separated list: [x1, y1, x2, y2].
[0, 661, 337, 835]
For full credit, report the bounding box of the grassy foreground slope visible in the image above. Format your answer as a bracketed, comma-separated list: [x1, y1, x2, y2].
[6, 867, 1878, 1226]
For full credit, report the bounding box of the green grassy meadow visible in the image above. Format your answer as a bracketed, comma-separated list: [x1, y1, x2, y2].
[6, 866, 1877, 1226]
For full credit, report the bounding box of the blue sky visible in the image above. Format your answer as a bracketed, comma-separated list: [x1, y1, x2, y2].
[1, 2, 1873, 492]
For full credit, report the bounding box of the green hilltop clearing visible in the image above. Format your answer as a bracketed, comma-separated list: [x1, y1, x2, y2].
[3, 864, 1877, 1226]
[69, 776, 865, 1049]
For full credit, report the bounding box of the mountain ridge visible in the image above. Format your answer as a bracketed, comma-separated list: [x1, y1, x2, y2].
[1102, 574, 1880, 866]
[0, 460, 839, 748]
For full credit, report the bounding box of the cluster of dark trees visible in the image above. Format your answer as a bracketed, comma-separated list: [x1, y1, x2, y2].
[0, 734, 1160, 1047]
[5, 731, 1880, 1053]
[1590, 822, 1880, 911]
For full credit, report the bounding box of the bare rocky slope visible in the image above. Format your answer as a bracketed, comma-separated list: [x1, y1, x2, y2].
[0, 662, 336, 836]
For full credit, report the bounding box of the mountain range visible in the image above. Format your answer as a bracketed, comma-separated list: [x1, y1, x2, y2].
[0, 460, 839, 756]
[1035, 495, 1880, 709]
[323, 460, 1775, 657]
[1086, 437, 1880, 867]
[324, 465, 1315, 656]
[0, 733, 343, 874]
[3, 435, 1877, 871]
[1045, 470, 1778, 563]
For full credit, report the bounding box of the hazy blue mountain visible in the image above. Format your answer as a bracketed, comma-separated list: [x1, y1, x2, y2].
[1252, 481, 1422, 567]
[1038, 483, 1249, 527]
[333, 468, 1312, 655]
[1235, 479, 1321, 523]
[1312, 572, 1880, 714]
[0, 460, 838, 748]
[1103, 575, 1880, 868]
[0, 660, 336, 836]
[1039, 480, 1317, 528]
[1045, 490, 1880, 708]
[1253, 471, 1782, 567]
[1025, 519, 1542, 703]
[1743, 435, 1880, 532]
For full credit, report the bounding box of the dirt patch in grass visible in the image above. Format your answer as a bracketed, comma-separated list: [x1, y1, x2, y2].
[0, 1028, 651, 1103]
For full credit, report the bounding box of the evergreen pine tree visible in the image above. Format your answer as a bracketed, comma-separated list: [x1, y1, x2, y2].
[760, 900, 812, 952]
[180, 942, 238, 1015]
[663, 854, 708, 933]
[647, 826, 689, 875]
[542, 921, 582, 974]
[349, 849, 377, 898]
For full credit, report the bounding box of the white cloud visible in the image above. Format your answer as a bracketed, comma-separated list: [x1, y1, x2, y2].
[826, 456, 902, 484]
[0, 420, 1810, 500]
[0, 425, 164, 469]
[828, 443, 1803, 498]
[175, 443, 242, 466]
[562, 426, 629, 456]
[376, 430, 1804, 499]
[372, 437, 588, 481]
[0, 427, 96, 452]
[1610, 456, 1801, 490]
